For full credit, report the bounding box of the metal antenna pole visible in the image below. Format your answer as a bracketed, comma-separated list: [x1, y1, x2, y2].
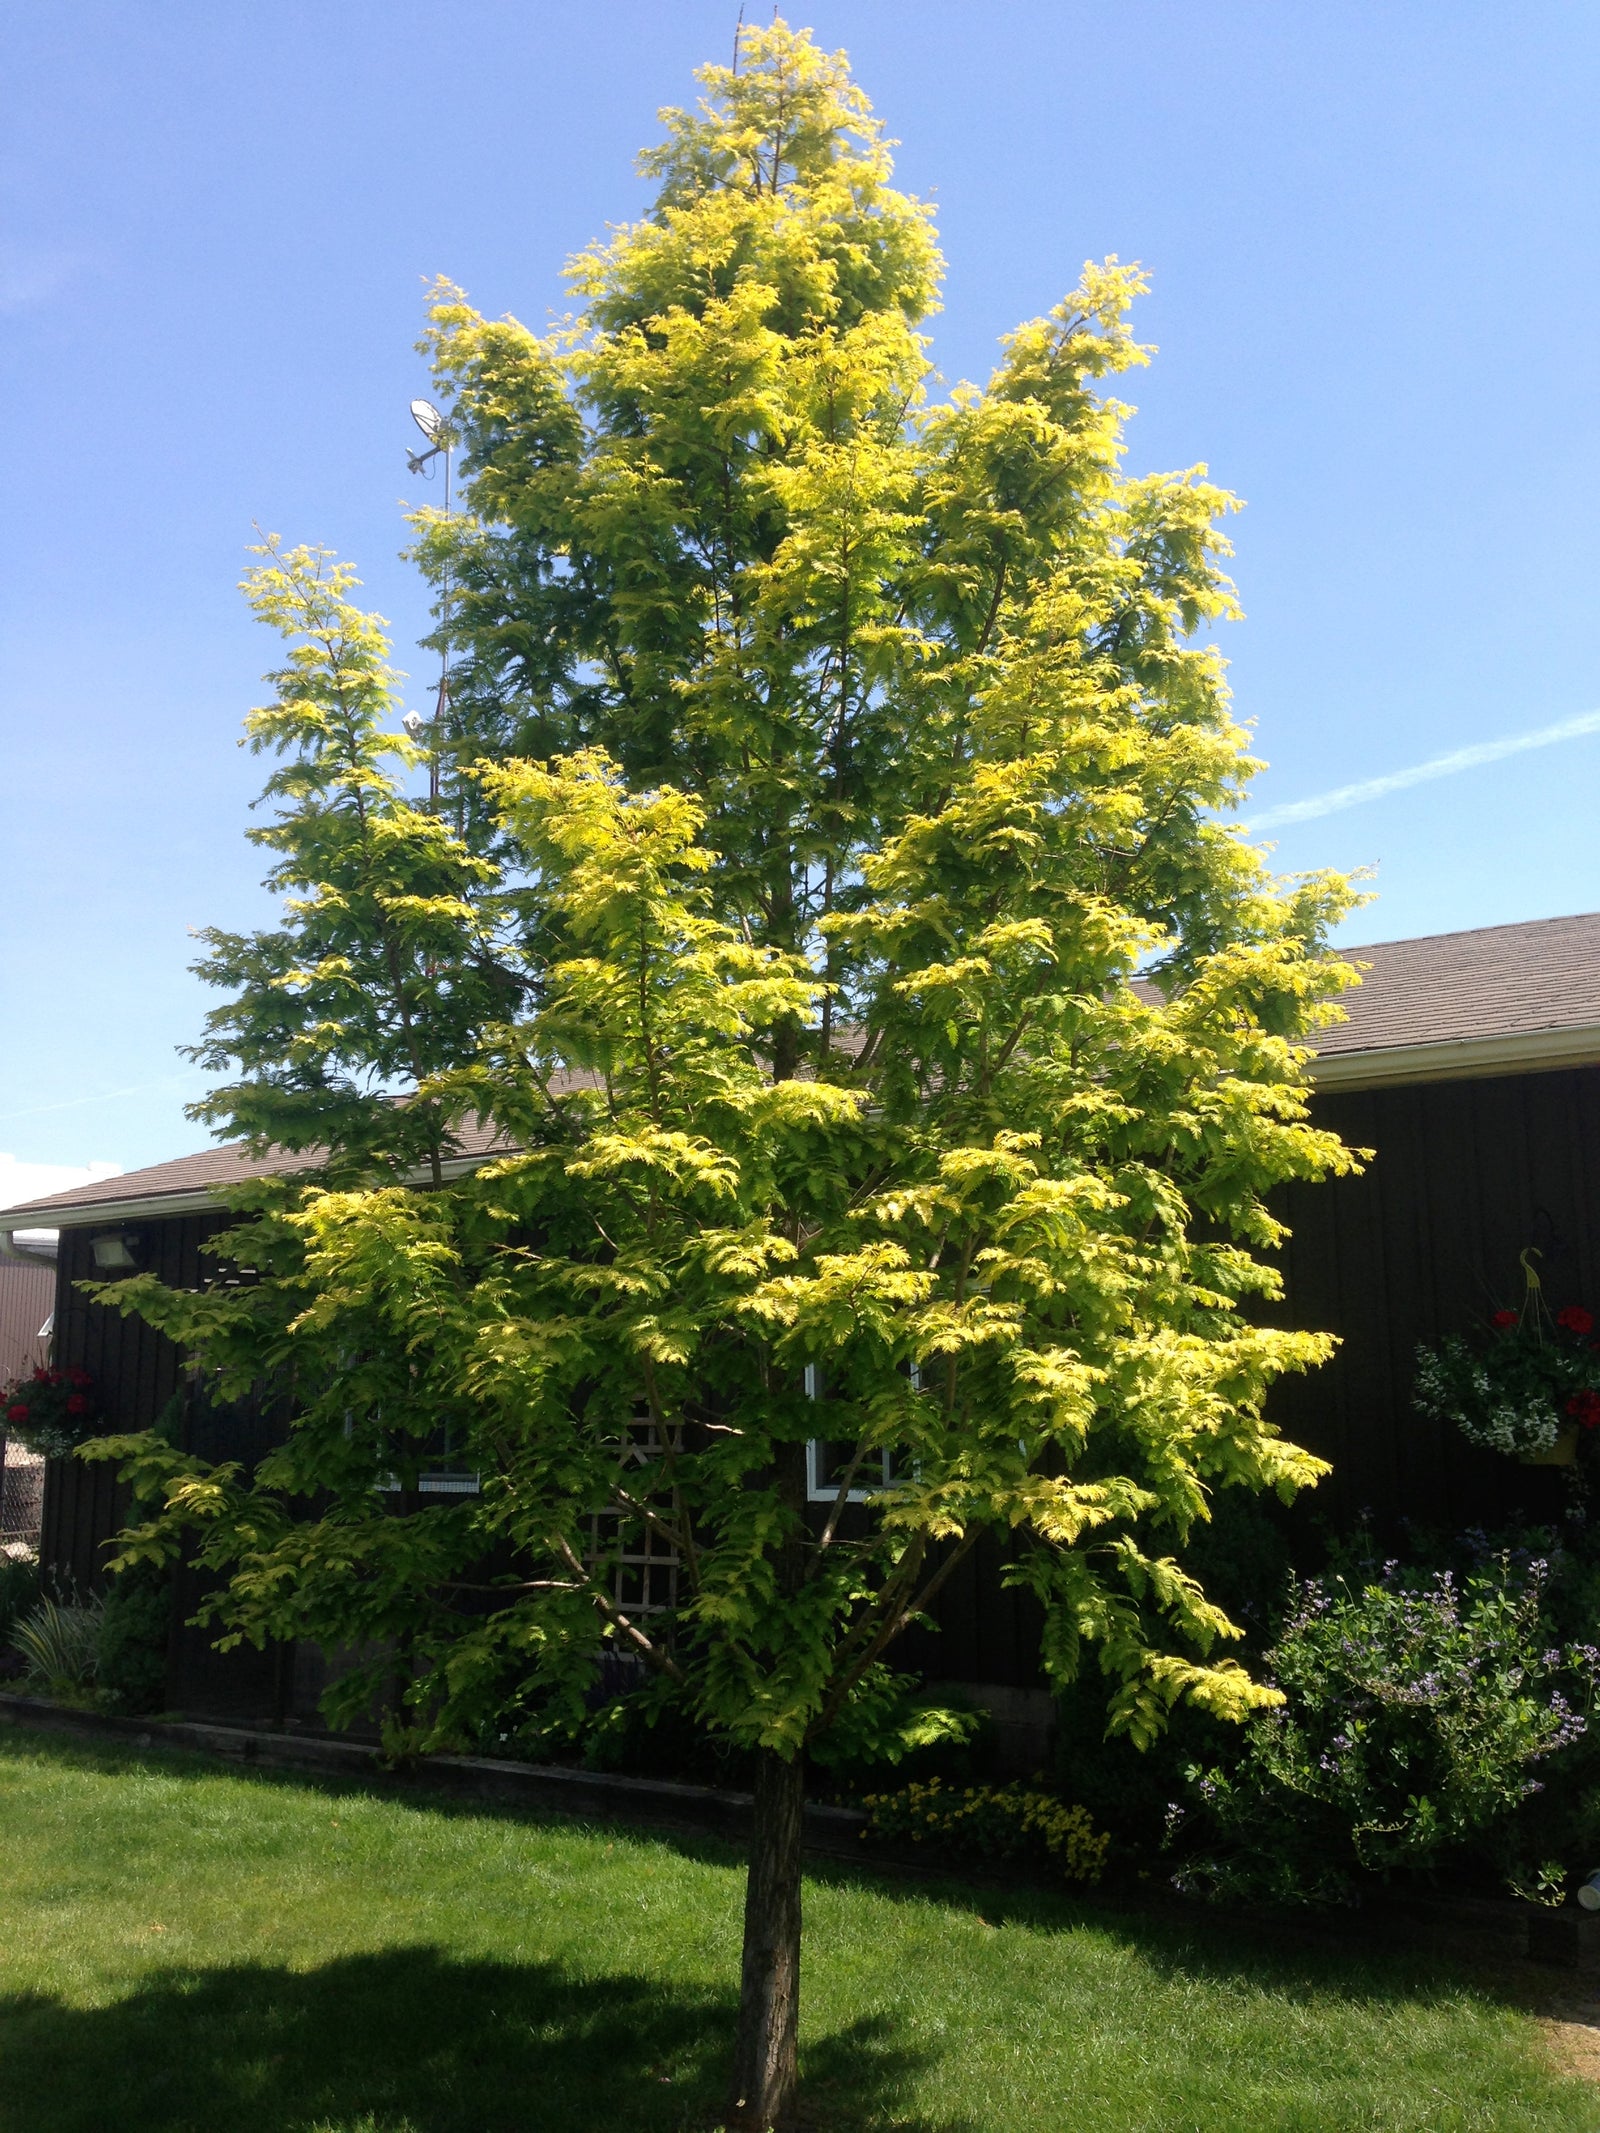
[407, 398, 453, 813]
[430, 436, 452, 811]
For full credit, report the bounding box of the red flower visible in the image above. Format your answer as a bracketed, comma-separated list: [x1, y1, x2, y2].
[5, 1403, 28, 1423]
[1567, 1391, 1600, 1430]
[64, 1395, 88, 1418]
[1491, 1309, 1519, 1329]
[67, 1368, 91, 1389]
[1559, 1307, 1595, 1336]
[31, 1367, 49, 1383]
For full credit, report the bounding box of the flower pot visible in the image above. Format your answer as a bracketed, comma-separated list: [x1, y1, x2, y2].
[1521, 1427, 1579, 1467]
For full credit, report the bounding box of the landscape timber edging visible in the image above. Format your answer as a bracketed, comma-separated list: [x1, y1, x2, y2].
[0, 1691, 868, 1860]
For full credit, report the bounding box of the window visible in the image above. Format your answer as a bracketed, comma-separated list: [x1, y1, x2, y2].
[805, 1437, 904, 1503]
[804, 1364, 913, 1503]
[376, 1415, 481, 1496]
[416, 1463, 480, 1497]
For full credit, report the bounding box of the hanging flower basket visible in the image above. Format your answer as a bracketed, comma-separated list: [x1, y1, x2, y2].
[1413, 1257, 1600, 1466]
[1521, 1425, 1580, 1468]
[0, 1366, 101, 1460]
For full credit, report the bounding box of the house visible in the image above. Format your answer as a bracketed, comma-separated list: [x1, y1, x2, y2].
[5, 911, 1599, 1740]
[1269, 910, 1600, 1535]
[0, 1236, 57, 1557]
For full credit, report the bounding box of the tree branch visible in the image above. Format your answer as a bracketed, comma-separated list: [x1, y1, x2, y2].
[813, 1530, 982, 1737]
[553, 1534, 685, 1681]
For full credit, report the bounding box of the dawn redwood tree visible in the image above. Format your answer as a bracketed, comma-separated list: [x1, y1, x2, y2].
[87, 25, 1361, 2128]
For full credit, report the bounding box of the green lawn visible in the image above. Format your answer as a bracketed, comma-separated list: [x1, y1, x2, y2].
[0, 1726, 1593, 2133]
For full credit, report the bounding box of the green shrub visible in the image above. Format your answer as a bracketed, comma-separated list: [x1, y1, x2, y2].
[577, 1684, 760, 1789]
[0, 1554, 41, 1648]
[13, 1596, 103, 1701]
[566, 1665, 988, 1795]
[861, 1777, 1109, 1885]
[1439, 1524, 1600, 1874]
[96, 1561, 170, 1713]
[808, 1674, 990, 1792]
[1178, 1554, 1595, 1903]
[1052, 1490, 1293, 1847]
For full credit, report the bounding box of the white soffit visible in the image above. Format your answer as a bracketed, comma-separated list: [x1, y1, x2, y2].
[1310, 1022, 1600, 1092]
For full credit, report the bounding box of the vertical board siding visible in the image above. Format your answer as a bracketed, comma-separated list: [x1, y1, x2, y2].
[167, 1389, 286, 1717]
[39, 1215, 284, 1716]
[1272, 1065, 1600, 1534]
[40, 1218, 224, 1592]
[906, 1533, 1048, 1693]
[0, 1259, 53, 1382]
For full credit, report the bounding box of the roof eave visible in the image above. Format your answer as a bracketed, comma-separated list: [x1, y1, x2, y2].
[1311, 1022, 1600, 1092]
[0, 1151, 498, 1235]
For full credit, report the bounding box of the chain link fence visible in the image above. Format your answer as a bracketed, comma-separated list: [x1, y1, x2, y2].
[0, 1442, 44, 1561]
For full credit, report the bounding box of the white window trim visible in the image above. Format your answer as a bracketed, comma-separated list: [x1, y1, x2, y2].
[804, 1363, 909, 1503]
[416, 1470, 482, 1495]
[805, 1438, 899, 1503]
[377, 1468, 482, 1495]
[367, 1413, 482, 1496]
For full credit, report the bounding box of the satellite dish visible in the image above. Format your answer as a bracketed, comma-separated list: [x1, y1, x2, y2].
[410, 399, 445, 444]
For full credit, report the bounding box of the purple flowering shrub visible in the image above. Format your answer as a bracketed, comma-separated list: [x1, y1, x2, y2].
[1176, 1556, 1598, 1904]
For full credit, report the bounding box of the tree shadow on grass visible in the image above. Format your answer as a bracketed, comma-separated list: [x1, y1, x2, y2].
[0, 1724, 1552, 2016]
[0, 1946, 968, 2133]
[804, 1846, 1552, 2017]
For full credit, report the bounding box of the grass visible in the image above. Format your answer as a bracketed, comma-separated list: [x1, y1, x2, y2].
[0, 1727, 1594, 2132]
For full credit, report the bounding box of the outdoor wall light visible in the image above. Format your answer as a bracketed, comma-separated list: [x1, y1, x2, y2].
[90, 1232, 142, 1271]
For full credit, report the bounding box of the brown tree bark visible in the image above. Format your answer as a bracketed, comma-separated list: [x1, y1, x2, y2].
[726, 1745, 806, 2130]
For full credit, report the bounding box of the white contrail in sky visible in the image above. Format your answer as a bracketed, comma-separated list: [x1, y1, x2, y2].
[1250, 708, 1600, 830]
[0, 1073, 204, 1127]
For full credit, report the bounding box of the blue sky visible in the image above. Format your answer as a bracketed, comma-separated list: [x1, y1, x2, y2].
[3, 1, 1598, 1187]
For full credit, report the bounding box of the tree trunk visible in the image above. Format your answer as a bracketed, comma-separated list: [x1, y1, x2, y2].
[726, 1745, 805, 2131]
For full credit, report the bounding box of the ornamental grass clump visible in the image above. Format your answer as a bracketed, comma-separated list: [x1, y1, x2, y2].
[862, 1777, 1109, 1885]
[1179, 1556, 1596, 1905]
[12, 1595, 104, 1702]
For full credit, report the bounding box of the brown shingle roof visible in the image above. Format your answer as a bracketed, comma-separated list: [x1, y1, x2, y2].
[0, 1117, 514, 1225]
[4, 1143, 290, 1219]
[1317, 911, 1600, 1058]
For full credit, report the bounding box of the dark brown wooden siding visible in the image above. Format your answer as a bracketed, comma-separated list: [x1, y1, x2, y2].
[907, 1535, 1048, 1692]
[41, 1216, 228, 1592]
[41, 1214, 284, 1716]
[1269, 1064, 1600, 1535]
